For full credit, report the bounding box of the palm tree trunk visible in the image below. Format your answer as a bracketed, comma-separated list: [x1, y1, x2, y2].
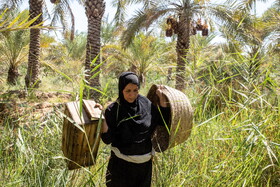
[25, 0, 43, 88]
[7, 64, 19, 85]
[175, 12, 191, 91]
[84, 0, 105, 100]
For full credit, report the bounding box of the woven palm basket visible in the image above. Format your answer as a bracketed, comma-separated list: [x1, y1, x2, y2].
[147, 84, 193, 152]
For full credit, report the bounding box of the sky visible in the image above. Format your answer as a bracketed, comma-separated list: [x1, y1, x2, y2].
[21, 0, 275, 41]
[69, 0, 275, 33]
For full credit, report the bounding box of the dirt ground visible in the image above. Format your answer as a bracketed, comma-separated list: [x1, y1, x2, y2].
[0, 90, 72, 126]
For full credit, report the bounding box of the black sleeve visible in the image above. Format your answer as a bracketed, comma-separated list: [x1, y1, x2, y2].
[151, 104, 171, 127]
[101, 127, 112, 145]
[101, 104, 117, 145]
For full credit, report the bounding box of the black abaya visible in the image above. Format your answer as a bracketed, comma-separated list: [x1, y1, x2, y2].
[101, 72, 170, 187]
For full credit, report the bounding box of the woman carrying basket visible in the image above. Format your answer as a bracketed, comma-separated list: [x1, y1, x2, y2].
[101, 72, 170, 187]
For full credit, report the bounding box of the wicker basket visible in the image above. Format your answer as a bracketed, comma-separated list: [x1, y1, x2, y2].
[147, 84, 193, 152]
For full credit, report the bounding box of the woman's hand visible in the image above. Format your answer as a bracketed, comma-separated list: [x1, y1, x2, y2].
[94, 103, 103, 110]
[156, 85, 168, 107]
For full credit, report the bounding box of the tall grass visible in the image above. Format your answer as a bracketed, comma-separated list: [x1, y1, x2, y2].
[0, 108, 110, 186]
[0, 51, 279, 186]
[2, 99, 277, 186]
[153, 107, 279, 186]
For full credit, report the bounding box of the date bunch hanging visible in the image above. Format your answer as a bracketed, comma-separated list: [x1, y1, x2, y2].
[202, 22, 208, 36]
[196, 18, 203, 31]
[191, 18, 209, 36]
[50, 0, 60, 3]
[165, 16, 178, 37]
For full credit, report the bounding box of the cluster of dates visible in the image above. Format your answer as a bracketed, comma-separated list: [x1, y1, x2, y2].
[166, 17, 209, 37]
[50, 0, 60, 4]
[165, 17, 178, 37]
[191, 18, 209, 36]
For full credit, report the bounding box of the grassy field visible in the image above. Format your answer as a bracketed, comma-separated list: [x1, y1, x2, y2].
[0, 57, 279, 187]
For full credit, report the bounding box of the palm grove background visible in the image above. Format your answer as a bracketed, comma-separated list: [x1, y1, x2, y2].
[0, 0, 279, 186]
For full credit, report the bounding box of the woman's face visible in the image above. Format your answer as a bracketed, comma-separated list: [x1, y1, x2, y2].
[122, 83, 139, 103]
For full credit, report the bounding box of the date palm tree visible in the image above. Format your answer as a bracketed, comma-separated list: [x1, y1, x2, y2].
[25, 0, 43, 88]
[49, 0, 76, 41]
[1, 0, 44, 88]
[261, 1, 280, 56]
[218, 1, 278, 80]
[103, 32, 174, 85]
[120, 0, 235, 91]
[0, 10, 29, 85]
[63, 32, 87, 61]
[84, 0, 105, 99]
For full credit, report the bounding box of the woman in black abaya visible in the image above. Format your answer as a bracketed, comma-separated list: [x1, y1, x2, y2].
[101, 72, 170, 187]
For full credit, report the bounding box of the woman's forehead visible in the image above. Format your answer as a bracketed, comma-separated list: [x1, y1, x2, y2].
[124, 83, 139, 90]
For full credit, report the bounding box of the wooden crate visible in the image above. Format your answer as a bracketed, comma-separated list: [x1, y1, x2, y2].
[62, 99, 104, 170]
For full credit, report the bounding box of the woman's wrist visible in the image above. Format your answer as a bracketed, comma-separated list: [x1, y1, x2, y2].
[102, 120, 109, 133]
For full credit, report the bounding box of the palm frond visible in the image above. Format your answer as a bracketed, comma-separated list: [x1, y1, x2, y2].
[112, 0, 128, 26]
[0, 9, 46, 32]
[121, 6, 173, 47]
[244, 0, 269, 10]
[49, 0, 75, 40]
[207, 4, 237, 34]
[0, 0, 23, 10]
[0, 27, 29, 67]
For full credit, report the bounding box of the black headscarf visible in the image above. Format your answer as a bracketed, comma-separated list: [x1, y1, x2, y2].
[118, 72, 141, 113]
[118, 72, 140, 103]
